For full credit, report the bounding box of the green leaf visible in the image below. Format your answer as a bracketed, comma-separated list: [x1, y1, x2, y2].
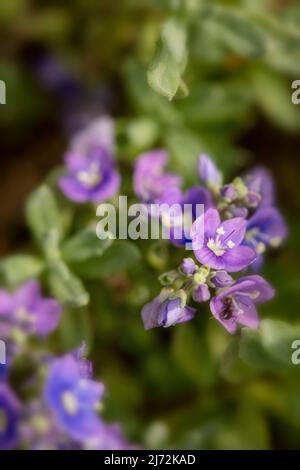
[125, 60, 181, 127]
[61, 227, 112, 263]
[147, 18, 188, 100]
[255, 14, 300, 75]
[165, 127, 241, 182]
[250, 65, 300, 132]
[0, 254, 45, 287]
[177, 81, 253, 129]
[204, 7, 265, 58]
[260, 319, 300, 366]
[239, 319, 300, 374]
[58, 308, 92, 352]
[165, 128, 206, 181]
[47, 260, 89, 308]
[26, 185, 63, 252]
[70, 241, 141, 279]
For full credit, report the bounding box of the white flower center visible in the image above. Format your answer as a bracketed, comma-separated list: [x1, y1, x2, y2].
[269, 236, 282, 248]
[227, 240, 235, 249]
[61, 391, 79, 415]
[207, 238, 225, 257]
[77, 162, 101, 188]
[256, 242, 266, 254]
[15, 307, 34, 323]
[250, 290, 260, 300]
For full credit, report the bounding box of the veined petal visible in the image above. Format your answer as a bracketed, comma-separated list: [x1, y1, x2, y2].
[141, 296, 162, 330]
[234, 275, 275, 304]
[191, 209, 220, 251]
[234, 295, 259, 329]
[222, 246, 256, 272]
[219, 217, 247, 248]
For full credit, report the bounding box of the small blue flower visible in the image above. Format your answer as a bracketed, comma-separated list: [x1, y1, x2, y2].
[210, 271, 233, 288]
[141, 294, 196, 330]
[180, 258, 197, 275]
[193, 284, 210, 303]
[0, 280, 62, 338]
[44, 354, 105, 442]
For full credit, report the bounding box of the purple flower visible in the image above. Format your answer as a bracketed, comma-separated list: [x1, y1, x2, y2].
[193, 284, 210, 303]
[44, 354, 105, 442]
[59, 146, 120, 203]
[180, 258, 197, 275]
[165, 186, 214, 247]
[0, 383, 21, 450]
[210, 275, 275, 334]
[0, 280, 61, 337]
[243, 167, 275, 207]
[141, 295, 196, 330]
[210, 271, 233, 288]
[133, 150, 181, 203]
[191, 209, 256, 272]
[198, 155, 222, 190]
[244, 207, 288, 270]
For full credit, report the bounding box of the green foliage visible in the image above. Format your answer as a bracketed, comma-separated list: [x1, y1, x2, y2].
[147, 18, 188, 101]
[25, 185, 64, 252]
[47, 259, 90, 308]
[0, 255, 45, 288]
[70, 241, 141, 279]
[61, 227, 112, 263]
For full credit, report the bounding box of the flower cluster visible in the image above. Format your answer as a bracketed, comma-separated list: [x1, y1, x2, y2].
[0, 308, 134, 450]
[0, 115, 288, 449]
[139, 153, 287, 334]
[0, 117, 136, 450]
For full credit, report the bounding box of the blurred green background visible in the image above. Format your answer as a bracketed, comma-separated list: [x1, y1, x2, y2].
[1, 0, 300, 449]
